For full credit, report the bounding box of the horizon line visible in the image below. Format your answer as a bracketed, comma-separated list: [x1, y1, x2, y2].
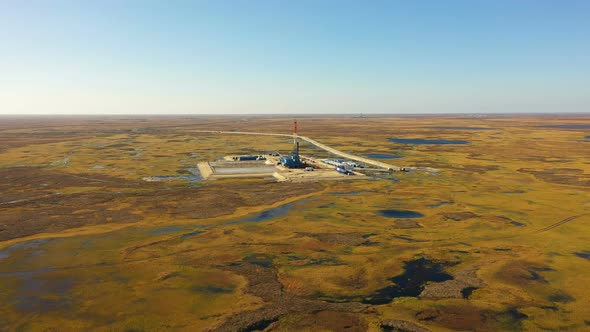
[1, 111, 589, 117]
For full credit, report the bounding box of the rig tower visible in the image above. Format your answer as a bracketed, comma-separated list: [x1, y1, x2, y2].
[293, 119, 297, 144]
[280, 119, 303, 168]
[293, 119, 300, 156]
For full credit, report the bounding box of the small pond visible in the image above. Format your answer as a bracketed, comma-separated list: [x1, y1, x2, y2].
[428, 201, 453, 208]
[329, 190, 371, 196]
[364, 153, 404, 159]
[150, 226, 184, 235]
[363, 257, 453, 305]
[378, 209, 424, 218]
[233, 201, 297, 224]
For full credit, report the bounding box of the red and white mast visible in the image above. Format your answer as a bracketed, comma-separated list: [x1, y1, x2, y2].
[293, 119, 298, 145]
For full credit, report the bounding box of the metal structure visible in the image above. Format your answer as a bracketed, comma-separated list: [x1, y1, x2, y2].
[293, 119, 298, 145]
[232, 155, 267, 161]
[280, 119, 304, 168]
[336, 166, 354, 175]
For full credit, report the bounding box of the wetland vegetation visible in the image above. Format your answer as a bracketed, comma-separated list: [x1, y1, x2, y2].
[388, 138, 470, 145]
[0, 114, 589, 331]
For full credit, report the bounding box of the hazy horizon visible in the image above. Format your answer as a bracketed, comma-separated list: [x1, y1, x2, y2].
[2, 1, 589, 115]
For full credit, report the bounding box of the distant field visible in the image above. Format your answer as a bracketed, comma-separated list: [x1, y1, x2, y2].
[0, 114, 589, 331]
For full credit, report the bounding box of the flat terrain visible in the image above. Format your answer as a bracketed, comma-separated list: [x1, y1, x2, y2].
[0, 114, 589, 331]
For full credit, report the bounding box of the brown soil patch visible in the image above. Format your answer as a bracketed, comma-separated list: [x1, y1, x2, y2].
[381, 319, 431, 332]
[276, 311, 368, 331]
[392, 219, 422, 229]
[0, 167, 146, 202]
[518, 168, 590, 187]
[441, 212, 478, 221]
[211, 260, 367, 332]
[0, 168, 323, 241]
[296, 232, 370, 246]
[495, 261, 547, 286]
[420, 265, 483, 300]
[415, 305, 527, 331]
[0, 132, 101, 152]
[0, 191, 143, 241]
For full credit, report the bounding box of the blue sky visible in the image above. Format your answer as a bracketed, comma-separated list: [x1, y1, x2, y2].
[1, 0, 589, 114]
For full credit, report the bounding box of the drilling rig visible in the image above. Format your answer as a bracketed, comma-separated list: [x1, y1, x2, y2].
[279, 119, 303, 168]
